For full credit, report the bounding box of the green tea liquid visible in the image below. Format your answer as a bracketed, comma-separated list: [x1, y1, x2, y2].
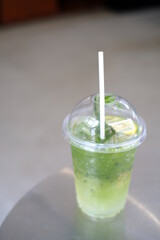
[72, 146, 135, 218]
[71, 116, 137, 218]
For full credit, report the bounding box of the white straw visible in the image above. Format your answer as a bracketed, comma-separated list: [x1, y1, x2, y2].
[98, 51, 105, 140]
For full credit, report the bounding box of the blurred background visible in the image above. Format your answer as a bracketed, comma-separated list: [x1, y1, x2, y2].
[0, 0, 160, 226]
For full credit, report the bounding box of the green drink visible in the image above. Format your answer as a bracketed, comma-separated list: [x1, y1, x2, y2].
[63, 94, 146, 219]
[72, 147, 136, 218]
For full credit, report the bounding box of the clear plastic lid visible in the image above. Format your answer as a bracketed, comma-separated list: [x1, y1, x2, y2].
[63, 94, 146, 153]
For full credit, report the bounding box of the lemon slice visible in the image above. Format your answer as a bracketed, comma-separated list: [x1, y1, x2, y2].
[106, 116, 137, 136]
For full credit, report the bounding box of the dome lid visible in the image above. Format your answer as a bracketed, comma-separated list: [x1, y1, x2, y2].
[63, 93, 146, 153]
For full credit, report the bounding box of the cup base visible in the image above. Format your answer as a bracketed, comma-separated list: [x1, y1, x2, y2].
[77, 201, 124, 220]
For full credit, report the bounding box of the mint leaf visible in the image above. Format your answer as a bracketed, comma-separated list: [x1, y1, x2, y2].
[95, 123, 116, 143]
[105, 95, 116, 104]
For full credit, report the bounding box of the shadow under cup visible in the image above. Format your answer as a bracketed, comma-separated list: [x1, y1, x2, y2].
[71, 144, 136, 219]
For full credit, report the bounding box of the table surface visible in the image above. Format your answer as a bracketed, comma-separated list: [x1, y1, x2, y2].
[0, 166, 160, 240]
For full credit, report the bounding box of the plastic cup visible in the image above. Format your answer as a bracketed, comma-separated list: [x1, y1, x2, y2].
[63, 94, 146, 219]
